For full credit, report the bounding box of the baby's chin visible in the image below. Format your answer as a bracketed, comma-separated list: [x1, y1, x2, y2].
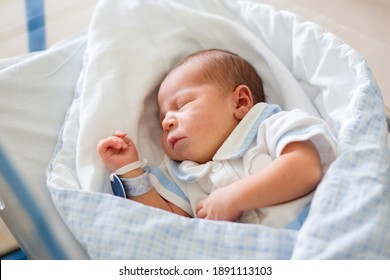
[183, 154, 214, 165]
[163, 144, 216, 164]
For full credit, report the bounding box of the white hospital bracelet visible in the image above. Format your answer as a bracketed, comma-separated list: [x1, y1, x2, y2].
[121, 171, 153, 197]
[114, 159, 147, 175]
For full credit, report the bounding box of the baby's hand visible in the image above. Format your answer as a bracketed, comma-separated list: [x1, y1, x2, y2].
[97, 131, 139, 172]
[196, 187, 241, 222]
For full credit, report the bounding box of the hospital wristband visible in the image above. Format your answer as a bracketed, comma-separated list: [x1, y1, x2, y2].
[114, 159, 147, 176]
[120, 171, 153, 197]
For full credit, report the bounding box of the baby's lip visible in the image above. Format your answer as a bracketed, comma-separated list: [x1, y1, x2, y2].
[168, 136, 185, 149]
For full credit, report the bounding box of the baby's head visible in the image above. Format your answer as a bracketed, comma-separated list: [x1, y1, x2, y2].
[158, 49, 265, 163]
[169, 49, 265, 104]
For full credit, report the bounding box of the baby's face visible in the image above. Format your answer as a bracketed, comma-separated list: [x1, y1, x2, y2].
[158, 61, 239, 164]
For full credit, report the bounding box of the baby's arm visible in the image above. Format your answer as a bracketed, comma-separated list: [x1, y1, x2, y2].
[196, 140, 322, 221]
[97, 131, 190, 217]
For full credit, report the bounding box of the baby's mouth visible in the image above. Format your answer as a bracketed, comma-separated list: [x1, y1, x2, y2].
[168, 136, 185, 149]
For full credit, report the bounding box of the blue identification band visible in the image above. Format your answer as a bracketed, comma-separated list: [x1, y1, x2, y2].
[110, 171, 152, 198]
[110, 173, 126, 198]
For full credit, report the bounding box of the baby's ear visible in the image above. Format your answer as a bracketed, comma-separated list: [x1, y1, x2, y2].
[233, 85, 254, 120]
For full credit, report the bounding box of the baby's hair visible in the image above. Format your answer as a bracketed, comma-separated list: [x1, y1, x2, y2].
[171, 49, 265, 103]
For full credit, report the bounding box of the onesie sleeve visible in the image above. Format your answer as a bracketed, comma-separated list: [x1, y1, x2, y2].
[259, 109, 338, 173]
[149, 164, 193, 217]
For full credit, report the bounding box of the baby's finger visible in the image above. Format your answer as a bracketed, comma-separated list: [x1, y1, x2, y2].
[196, 201, 207, 219]
[113, 130, 127, 138]
[112, 136, 129, 149]
[196, 210, 207, 219]
[98, 136, 127, 152]
[121, 136, 134, 147]
[113, 131, 136, 147]
[195, 200, 203, 213]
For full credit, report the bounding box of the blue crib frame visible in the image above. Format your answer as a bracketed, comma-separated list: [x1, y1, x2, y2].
[25, 0, 46, 52]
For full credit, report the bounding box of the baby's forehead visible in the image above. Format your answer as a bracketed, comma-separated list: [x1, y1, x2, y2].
[159, 62, 204, 90]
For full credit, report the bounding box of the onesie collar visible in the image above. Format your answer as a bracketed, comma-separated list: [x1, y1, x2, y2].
[212, 103, 280, 160]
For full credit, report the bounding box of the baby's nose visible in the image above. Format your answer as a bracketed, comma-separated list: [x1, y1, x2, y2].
[162, 116, 177, 132]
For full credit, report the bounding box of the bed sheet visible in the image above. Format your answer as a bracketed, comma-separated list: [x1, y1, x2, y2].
[45, 0, 390, 259]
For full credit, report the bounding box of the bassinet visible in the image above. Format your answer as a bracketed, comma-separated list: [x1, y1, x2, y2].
[1, 0, 389, 259]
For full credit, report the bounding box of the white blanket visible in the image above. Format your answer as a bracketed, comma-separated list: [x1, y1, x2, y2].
[47, 0, 390, 259]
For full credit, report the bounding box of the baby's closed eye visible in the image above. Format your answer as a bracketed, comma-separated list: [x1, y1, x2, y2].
[177, 97, 194, 111]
